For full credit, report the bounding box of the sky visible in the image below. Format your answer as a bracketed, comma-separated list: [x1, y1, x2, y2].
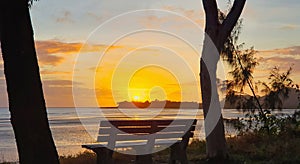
[0, 0, 299, 107]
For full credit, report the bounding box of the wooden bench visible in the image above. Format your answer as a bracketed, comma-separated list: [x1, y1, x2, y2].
[82, 119, 197, 164]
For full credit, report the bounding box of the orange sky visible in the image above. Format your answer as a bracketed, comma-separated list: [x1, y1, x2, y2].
[0, 0, 299, 107]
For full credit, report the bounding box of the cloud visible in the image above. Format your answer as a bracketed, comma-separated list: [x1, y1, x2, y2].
[43, 80, 83, 89]
[255, 46, 300, 78]
[260, 58, 300, 75]
[35, 40, 81, 66]
[56, 11, 74, 23]
[41, 79, 87, 107]
[258, 46, 300, 57]
[41, 79, 115, 107]
[35, 40, 115, 66]
[86, 12, 104, 21]
[36, 40, 83, 55]
[42, 80, 74, 107]
[43, 80, 76, 87]
[138, 15, 166, 29]
[279, 24, 299, 30]
[259, 56, 300, 66]
[137, 6, 204, 29]
[162, 6, 204, 25]
[40, 70, 70, 75]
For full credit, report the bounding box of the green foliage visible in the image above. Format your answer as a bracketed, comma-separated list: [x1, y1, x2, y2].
[228, 48, 258, 93]
[233, 110, 300, 137]
[220, 17, 260, 105]
[226, 111, 300, 163]
[220, 9, 300, 134]
[227, 132, 300, 163]
[260, 66, 295, 110]
[16, 135, 299, 163]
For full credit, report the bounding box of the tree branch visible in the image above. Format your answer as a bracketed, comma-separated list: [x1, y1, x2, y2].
[202, 0, 219, 28]
[219, 0, 246, 46]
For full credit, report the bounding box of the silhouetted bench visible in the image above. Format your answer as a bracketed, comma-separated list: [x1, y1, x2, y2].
[82, 119, 197, 164]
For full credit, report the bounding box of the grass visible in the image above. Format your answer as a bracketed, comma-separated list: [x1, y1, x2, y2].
[3, 111, 299, 164]
[2, 133, 299, 164]
[57, 133, 300, 164]
[60, 151, 96, 164]
[226, 133, 300, 163]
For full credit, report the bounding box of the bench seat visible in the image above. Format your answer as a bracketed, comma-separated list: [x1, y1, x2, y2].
[82, 138, 182, 149]
[82, 119, 197, 164]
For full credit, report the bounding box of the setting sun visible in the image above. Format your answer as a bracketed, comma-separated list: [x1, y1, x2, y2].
[128, 66, 181, 103]
[133, 95, 140, 102]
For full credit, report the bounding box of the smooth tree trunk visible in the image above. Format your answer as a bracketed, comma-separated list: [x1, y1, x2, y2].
[0, 1, 59, 163]
[200, 0, 246, 160]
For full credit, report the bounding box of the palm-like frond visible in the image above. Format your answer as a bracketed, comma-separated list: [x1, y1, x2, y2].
[28, 0, 38, 7]
[227, 47, 258, 92]
[220, 15, 259, 93]
[262, 66, 294, 110]
[219, 9, 263, 114]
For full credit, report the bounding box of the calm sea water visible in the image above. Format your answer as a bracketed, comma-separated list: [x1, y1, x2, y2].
[0, 107, 296, 162]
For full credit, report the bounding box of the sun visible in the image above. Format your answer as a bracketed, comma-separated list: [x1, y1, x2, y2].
[128, 66, 181, 103]
[133, 95, 140, 102]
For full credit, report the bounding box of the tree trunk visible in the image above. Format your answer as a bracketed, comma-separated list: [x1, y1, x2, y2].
[0, 1, 59, 163]
[201, 35, 228, 160]
[200, 0, 246, 160]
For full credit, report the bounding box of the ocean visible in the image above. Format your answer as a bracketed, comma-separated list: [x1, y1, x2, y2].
[0, 107, 296, 162]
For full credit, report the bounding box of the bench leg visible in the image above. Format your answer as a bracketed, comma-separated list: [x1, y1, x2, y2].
[169, 143, 188, 164]
[92, 148, 114, 164]
[136, 154, 153, 164]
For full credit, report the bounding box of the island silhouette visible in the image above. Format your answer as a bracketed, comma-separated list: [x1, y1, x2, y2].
[115, 88, 299, 109]
[118, 100, 202, 109]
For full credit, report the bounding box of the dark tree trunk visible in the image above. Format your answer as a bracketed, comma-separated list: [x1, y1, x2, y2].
[0, 1, 59, 163]
[200, 0, 246, 160]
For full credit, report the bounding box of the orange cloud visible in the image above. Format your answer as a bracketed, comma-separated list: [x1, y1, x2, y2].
[35, 40, 122, 66]
[35, 40, 83, 66]
[138, 15, 166, 28]
[279, 24, 299, 30]
[259, 46, 300, 56]
[42, 80, 74, 107]
[258, 56, 300, 74]
[43, 80, 77, 87]
[40, 70, 70, 75]
[36, 40, 83, 55]
[254, 46, 300, 83]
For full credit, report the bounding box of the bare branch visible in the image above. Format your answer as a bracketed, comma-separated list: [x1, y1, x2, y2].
[202, 0, 219, 28]
[219, 0, 246, 46]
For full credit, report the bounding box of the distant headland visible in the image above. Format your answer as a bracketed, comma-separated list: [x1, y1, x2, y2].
[112, 88, 299, 109]
[118, 100, 202, 109]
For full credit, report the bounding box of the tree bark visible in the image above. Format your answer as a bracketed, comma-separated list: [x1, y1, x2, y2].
[200, 0, 246, 160]
[0, 1, 59, 163]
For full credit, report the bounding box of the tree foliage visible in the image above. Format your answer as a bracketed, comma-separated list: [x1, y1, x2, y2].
[221, 17, 299, 111]
[220, 7, 300, 138]
[260, 67, 297, 110]
[200, 0, 246, 159]
[28, 0, 38, 7]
